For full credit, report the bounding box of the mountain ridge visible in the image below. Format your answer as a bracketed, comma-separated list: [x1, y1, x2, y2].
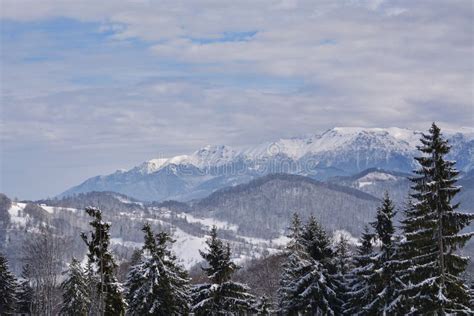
[60, 126, 474, 201]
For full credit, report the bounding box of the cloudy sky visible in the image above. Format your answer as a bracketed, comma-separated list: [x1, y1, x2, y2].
[1, 0, 473, 199]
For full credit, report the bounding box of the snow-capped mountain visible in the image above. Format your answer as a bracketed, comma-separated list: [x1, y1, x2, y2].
[60, 127, 474, 201]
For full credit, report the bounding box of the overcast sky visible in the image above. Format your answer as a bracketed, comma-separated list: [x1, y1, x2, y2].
[1, 0, 473, 200]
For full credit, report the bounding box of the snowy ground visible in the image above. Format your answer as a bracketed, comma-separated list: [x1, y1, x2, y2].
[8, 202, 359, 269]
[7, 202, 288, 269]
[176, 212, 239, 232]
[8, 202, 28, 225]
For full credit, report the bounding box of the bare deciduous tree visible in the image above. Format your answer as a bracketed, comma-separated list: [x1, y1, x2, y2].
[22, 226, 69, 315]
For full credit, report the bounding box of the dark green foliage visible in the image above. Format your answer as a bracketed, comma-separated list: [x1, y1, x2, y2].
[396, 123, 474, 314]
[129, 248, 143, 267]
[334, 234, 352, 276]
[60, 258, 90, 316]
[278, 213, 307, 314]
[192, 281, 255, 316]
[301, 215, 334, 262]
[0, 254, 17, 315]
[199, 226, 238, 285]
[16, 265, 34, 315]
[125, 223, 190, 315]
[345, 226, 375, 315]
[191, 226, 254, 315]
[372, 192, 396, 254]
[300, 216, 341, 314]
[84, 260, 101, 315]
[333, 234, 352, 310]
[81, 207, 125, 316]
[363, 192, 400, 314]
[278, 214, 341, 315]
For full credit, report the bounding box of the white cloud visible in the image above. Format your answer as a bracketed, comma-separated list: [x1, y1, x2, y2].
[1, 0, 472, 198]
[2, 0, 472, 136]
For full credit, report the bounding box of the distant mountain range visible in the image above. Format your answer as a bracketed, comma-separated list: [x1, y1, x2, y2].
[60, 127, 474, 202]
[4, 169, 473, 273]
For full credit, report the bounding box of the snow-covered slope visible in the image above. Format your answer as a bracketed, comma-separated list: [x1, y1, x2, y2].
[1, 194, 287, 271]
[61, 127, 474, 201]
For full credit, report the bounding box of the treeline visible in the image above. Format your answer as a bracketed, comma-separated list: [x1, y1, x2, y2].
[0, 206, 264, 315]
[277, 123, 473, 315]
[0, 122, 473, 315]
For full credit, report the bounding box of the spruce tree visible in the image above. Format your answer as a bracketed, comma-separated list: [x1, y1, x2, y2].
[300, 215, 341, 314]
[81, 207, 125, 316]
[191, 226, 254, 315]
[363, 192, 399, 314]
[125, 223, 190, 315]
[278, 213, 309, 314]
[333, 234, 352, 310]
[334, 234, 352, 276]
[397, 123, 473, 314]
[0, 253, 17, 315]
[16, 265, 34, 315]
[84, 259, 101, 315]
[60, 258, 90, 316]
[279, 214, 341, 315]
[345, 225, 376, 315]
[129, 248, 143, 267]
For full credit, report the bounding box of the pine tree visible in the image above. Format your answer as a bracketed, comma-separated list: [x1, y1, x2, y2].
[16, 265, 34, 315]
[191, 226, 254, 315]
[301, 215, 334, 263]
[81, 207, 125, 316]
[300, 215, 341, 314]
[0, 253, 17, 315]
[83, 259, 101, 315]
[396, 123, 474, 314]
[60, 258, 90, 316]
[363, 192, 400, 314]
[278, 214, 340, 315]
[345, 225, 376, 315]
[125, 223, 190, 315]
[334, 234, 352, 276]
[278, 213, 308, 314]
[129, 248, 143, 267]
[333, 234, 352, 310]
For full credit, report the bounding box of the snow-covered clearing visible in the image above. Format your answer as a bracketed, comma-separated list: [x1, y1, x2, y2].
[176, 212, 238, 232]
[8, 202, 28, 225]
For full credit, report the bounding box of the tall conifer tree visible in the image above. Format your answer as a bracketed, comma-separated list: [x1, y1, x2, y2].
[125, 223, 190, 315]
[333, 234, 352, 309]
[81, 207, 125, 316]
[396, 123, 473, 314]
[192, 226, 254, 315]
[0, 253, 17, 315]
[345, 226, 375, 315]
[278, 213, 309, 314]
[60, 258, 90, 316]
[279, 214, 340, 315]
[16, 264, 34, 315]
[363, 192, 399, 314]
